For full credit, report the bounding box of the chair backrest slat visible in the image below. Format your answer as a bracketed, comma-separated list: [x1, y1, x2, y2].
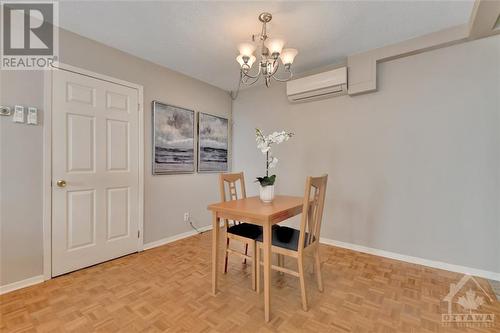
[219, 172, 246, 202]
[297, 175, 328, 252]
[228, 181, 238, 200]
[219, 172, 246, 226]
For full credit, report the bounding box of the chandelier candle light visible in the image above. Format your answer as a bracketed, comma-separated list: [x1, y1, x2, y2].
[255, 128, 294, 203]
[236, 12, 298, 89]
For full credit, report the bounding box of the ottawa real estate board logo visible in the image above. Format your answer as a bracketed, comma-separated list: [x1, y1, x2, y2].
[1, 1, 58, 70]
[442, 275, 495, 328]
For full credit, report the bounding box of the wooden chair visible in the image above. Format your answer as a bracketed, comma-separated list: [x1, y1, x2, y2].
[256, 174, 328, 310]
[219, 172, 262, 290]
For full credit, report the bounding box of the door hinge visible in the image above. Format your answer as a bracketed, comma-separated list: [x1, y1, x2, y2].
[138, 103, 140, 111]
[137, 230, 140, 238]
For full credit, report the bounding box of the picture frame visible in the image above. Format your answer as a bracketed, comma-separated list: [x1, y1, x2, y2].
[152, 101, 195, 174]
[197, 112, 229, 173]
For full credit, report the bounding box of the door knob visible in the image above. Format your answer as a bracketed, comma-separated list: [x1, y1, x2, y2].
[56, 180, 67, 188]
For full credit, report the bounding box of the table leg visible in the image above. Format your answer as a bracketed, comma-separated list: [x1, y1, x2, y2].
[263, 222, 271, 322]
[212, 213, 220, 295]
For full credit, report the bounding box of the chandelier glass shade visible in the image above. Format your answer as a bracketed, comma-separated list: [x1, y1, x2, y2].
[235, 12, 298, 88]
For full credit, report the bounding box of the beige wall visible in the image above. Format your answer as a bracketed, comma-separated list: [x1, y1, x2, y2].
[233, 35, 500, 273]
[59, 30, 232, 243]
[1, 29, 498, 287]
[0, 29, 231, 285]
[0, 71, 45, 285]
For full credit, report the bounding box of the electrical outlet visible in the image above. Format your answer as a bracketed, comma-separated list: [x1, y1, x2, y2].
[183, 212, 190, 222]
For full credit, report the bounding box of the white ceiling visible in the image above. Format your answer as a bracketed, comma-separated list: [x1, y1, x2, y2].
[59, 1, 474, 91]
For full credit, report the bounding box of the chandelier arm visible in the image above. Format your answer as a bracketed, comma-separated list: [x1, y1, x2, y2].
[241, 64, 262, 80]
[268, 59, 280, 77]
[245, 74, 261, 86]
[271, 69, 293, 82]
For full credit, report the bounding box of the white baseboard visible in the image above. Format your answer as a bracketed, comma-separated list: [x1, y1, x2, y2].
[0, 275, 44, 295]
[143, 225, 213, 251]
[144, 228, 500, 281]
[0, 226, 213, 295]
[3, 232, 495, 296]
[320, 237, 500, 282]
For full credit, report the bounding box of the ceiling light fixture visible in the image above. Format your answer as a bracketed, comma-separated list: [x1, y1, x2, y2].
[232, 12, 298, 97]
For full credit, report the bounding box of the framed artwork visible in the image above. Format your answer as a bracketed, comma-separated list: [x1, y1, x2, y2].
[197, 112, 229, 172]
[152, 101, 195, 174]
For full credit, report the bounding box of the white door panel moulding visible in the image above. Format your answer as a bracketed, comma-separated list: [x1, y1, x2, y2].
[43, 63, 144, 280]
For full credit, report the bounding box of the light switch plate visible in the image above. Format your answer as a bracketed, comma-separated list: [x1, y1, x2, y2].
[27, 107, 38, 125]
[0, 106, 11, 116]
[13, 105, 25, 123]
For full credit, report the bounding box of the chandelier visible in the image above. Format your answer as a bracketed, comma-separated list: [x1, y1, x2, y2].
[235, 12, 298, 89]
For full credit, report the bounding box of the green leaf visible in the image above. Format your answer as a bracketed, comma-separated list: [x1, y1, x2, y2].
[255, 175, 276, 186]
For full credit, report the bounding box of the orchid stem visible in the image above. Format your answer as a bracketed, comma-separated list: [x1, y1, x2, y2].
[266, 151, 269, 177]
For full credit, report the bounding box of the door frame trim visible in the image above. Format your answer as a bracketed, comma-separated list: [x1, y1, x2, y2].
[43, 62, 145, 281]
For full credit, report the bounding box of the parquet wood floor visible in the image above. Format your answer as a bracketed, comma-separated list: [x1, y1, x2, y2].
[1, 230, 499, 332]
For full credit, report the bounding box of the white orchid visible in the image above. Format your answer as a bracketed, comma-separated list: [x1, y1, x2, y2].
[269, 131, 291, 144]
[255, 128, 293, 186]
[268, 156, 278, 168]
[255, 129, 293, 159]
[257, 141, 271, 153]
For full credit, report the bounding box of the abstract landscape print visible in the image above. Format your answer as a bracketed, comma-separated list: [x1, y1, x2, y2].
[198, 113, 228, 172]
[153, 101, 195, 174]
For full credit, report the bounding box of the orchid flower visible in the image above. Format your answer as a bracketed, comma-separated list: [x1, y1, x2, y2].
[255, 128, 293, 184]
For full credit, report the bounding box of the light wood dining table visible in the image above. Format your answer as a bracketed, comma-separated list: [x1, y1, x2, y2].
[208, 195, 304, 322]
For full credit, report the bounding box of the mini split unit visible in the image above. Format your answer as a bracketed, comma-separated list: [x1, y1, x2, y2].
[286, 67, 347, 102]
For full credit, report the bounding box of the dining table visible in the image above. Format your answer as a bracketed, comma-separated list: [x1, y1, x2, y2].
[207, 195, 304, 322]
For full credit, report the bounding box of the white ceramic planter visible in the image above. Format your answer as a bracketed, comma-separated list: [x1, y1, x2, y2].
[259, 184, 275, 203]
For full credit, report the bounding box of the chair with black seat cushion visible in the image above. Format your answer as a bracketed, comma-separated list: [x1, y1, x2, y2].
[219, 172, 262, 290]
[256, 174, 328, 310]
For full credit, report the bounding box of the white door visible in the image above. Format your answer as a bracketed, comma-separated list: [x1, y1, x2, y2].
[52, 68, 140, 276]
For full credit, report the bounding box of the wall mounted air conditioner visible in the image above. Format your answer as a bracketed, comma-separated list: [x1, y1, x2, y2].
[286, 67, 347, 102]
